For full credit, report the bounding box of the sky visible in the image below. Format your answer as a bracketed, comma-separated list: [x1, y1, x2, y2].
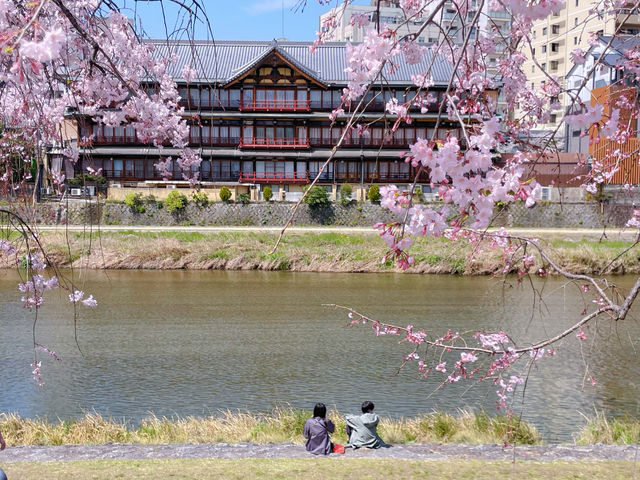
[117, 0, 369, 42]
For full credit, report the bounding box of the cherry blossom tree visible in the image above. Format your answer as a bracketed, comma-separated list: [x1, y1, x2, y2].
[0, 0, 639, 413]
[0, 0, 207, 382]
[283, 0, 640, 412]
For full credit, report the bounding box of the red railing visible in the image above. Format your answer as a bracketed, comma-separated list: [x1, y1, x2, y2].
[239, 99, 310, 112]
[239, 137, 310, 149]
[238, 171, 309, 184]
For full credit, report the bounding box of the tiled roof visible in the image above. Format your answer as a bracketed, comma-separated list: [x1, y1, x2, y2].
[149, 39, 453, 86]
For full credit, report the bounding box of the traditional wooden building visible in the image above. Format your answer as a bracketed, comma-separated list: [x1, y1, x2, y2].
[72, 39, 483, 201]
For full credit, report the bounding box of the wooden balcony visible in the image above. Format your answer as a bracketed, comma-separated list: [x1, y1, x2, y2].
[238, 137, 310, 149]
[238, 171, 309, 184]
[239, 99, 310, 112]
[191, 136, 240, 147]
[93, 135, 138, 145]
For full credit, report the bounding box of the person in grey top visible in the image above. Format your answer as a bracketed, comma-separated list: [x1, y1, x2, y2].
[345, 401, 389, 449]
[303, 403, 335, 455]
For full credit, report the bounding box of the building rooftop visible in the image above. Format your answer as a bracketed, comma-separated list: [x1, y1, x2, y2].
[148, 39, 453, 86]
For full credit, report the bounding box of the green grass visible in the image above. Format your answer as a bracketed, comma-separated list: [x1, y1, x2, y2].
[576, 412, 640, 445]
[2, 459, 637, 480]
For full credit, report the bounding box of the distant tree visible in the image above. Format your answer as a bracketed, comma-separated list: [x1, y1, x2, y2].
[263, 186, 273, 202]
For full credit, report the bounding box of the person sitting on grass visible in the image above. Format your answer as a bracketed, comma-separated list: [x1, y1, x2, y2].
[303, 403, 335, 455]
[345, 401, 390, 449]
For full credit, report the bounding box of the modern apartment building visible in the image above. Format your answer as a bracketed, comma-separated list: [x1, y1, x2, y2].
[525, 0, 640, 136]
[65, 39, 490, 201]
[319, 0, 510, 48]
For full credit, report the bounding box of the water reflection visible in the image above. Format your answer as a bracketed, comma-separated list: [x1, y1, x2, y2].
[0, 270, 638, 442]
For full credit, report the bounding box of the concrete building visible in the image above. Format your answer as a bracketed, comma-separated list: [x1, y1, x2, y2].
[319, 0, 510, 52]
[524, 1, 640, 135]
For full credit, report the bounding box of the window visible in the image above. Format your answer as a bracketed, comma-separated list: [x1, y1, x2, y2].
[574, 36, 578, 45]
[550, 60, 559, 70]
[531, 82, 534, 89]
[542, 27, 547, 35]
[533, 48, 536, 55]
[542, 45, 547, 53]
[551, 43, 559, 52]
[541, 62, 547, 71]
[552, 25, 560, 34]
[574, 17, 578, 27]
[575, 0, 578, 5]
[533, 30, 537, 38]
[531, 65, 535, 73]
[549, 114, 557, 123]
[418, 37, 424, 43]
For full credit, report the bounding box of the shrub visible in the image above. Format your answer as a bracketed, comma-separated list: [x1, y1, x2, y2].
[191, 191, 210, 207]
[303, 186, 330, 208]
[262, 186, 273, 202]
[219, 186, 232, 203]
[142, 194, 156, 205]
[66, 173, 107, 185]
[124, 192, 145, 213]
[368, 184, 381, 203]
[238, 193, 250, 204]
[339, 184, 353, 205]
[165, 190, 188, 213]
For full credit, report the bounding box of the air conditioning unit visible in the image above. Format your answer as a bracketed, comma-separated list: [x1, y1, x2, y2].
[40, 187, 52, 196]
[540, 186, 552, 201]
[166, 185, 177, 189]
[85, 186, 96, 196]
[70, 188, 84, 196]
[111, 183, 122, 188]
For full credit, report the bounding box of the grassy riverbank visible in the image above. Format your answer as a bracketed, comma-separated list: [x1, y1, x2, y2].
[0, 410, 541, 446]
[3, 459, 636, 480]
[3, 230, 639, 274]
[1, 409, 639, 447]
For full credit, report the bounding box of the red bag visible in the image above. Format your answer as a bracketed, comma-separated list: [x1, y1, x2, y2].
[332, 443, 345, 454]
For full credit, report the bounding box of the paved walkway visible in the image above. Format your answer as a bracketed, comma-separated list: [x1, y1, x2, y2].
[33, 225, 640, 239]
[0, 443, 638, 462]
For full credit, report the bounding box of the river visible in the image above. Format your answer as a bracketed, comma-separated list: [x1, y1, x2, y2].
[0, 270, 638, 442]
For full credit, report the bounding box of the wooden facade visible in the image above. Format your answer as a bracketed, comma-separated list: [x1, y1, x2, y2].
[76, 41, 473, 187]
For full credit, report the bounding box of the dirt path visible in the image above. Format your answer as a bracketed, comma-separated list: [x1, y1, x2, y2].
[0, 443, 638, 462]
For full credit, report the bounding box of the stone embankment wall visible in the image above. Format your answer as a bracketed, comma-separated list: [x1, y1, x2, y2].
[18, 199, 634, 228]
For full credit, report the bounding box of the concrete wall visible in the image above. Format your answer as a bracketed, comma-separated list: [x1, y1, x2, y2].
[23, 197, 637, 228]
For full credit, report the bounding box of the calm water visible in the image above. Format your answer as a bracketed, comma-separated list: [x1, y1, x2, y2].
[1, 270, 639, 442]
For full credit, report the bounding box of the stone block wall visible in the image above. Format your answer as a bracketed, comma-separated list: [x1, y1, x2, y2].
[16, 198, 637, 228]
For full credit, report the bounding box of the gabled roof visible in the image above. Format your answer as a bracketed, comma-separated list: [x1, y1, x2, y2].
[224, 43, 326, 87]
[148, 39, 454, 86]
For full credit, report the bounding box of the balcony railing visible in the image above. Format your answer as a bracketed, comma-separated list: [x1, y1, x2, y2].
[239, 137, 310, 149]
[238, 171, 309, 184]
[239, 99, 310, 112]
[93, 135, 138, 145]
[190, 136, 240, 147]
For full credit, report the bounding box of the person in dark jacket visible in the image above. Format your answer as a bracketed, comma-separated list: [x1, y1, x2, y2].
[303, 403, 335, 455]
